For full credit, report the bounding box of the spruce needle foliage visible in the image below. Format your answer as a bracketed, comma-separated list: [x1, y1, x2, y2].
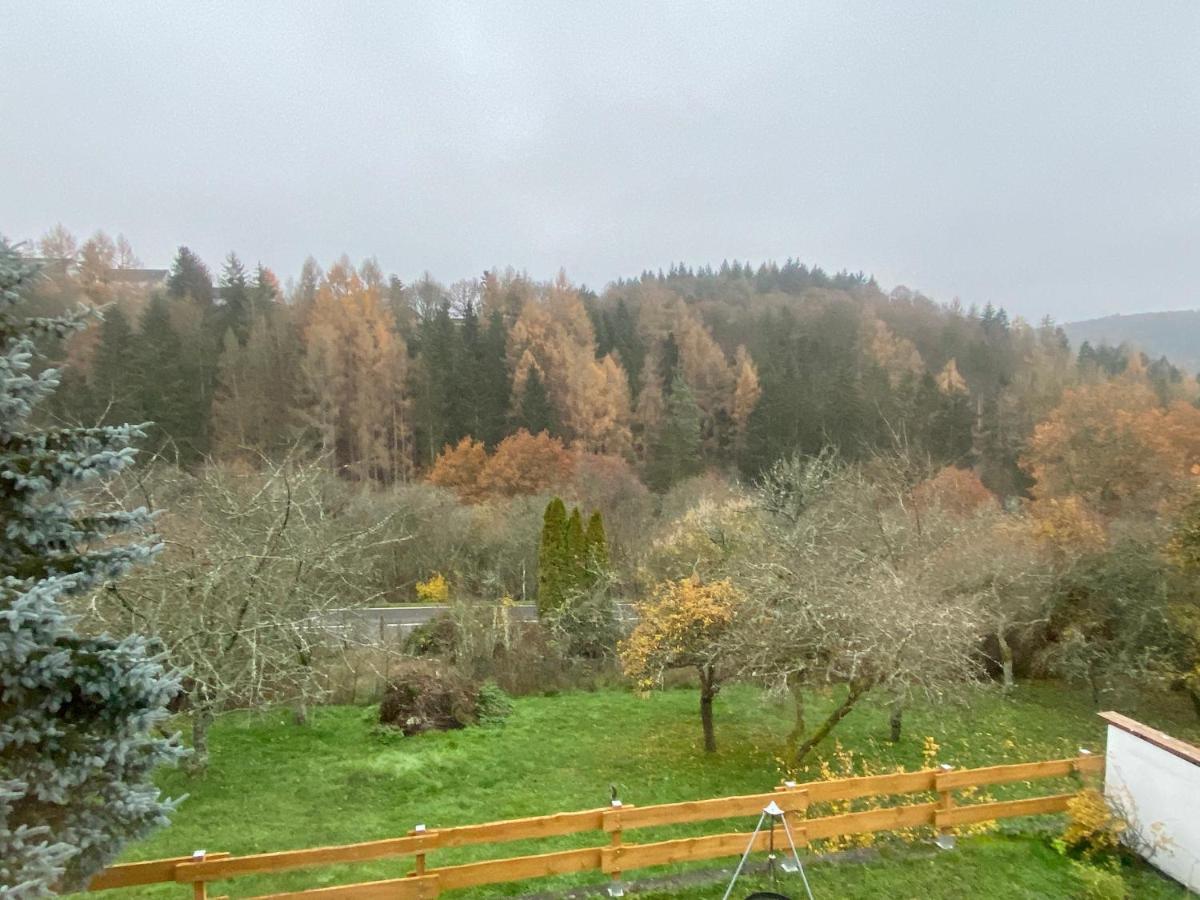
[0, 242, 183, 897]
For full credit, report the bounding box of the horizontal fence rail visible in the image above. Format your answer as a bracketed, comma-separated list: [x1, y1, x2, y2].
[86, 752, 1104, 899]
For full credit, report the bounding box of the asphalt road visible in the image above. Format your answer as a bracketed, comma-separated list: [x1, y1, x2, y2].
[332, 603, 633, 637]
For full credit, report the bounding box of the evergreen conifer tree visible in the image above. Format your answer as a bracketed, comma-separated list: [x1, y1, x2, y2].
[609, 299, 644, 394]
[516, 367, 557, 437]
[0, 243, 183, 895]
[565, 506, 586, 574]
[89, 306, 141, 426]
[645, 373, 703, 491]
[249, 263, 279, 312]
[134, 295, 197, 459]
[657, 332, 681, 397]
[456, 300, 484, 439]
[479, 309, 512, 446]
[412, 300, 464, 463]
[584, 510, 610, 583]
[165, 246, 212, 304]
[537, 497, 568, 614]
[218, 252, 250, 344]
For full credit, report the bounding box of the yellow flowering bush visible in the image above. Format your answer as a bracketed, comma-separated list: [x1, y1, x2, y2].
[415, 572, 450, 604]
[1058, 789, 1127, 861]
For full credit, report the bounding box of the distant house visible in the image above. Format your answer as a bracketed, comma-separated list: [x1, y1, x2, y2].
[26, 257, 73, 279]
[26, 257, 169, 290]
[105, 267, 169, 288]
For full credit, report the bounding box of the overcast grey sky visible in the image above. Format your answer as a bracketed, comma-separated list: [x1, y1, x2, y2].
[2, 2, 1197, 322]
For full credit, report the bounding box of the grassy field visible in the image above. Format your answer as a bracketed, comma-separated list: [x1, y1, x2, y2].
[106, 681, 1199, 898]
[640, 836, 1187, 899]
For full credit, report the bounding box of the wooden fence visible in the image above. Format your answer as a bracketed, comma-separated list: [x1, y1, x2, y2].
[86, 751, 1103, 900]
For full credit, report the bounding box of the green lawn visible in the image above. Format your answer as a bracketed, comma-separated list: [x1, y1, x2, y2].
[107, 682, 1199, 898]
[641, 836, 1187, 899]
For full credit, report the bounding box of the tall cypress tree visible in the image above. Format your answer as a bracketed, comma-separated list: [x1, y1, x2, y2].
[584, 510, 610, 583]
[0, 243, 183, 893]
[565, 506, 586, 572]
[537, 497, 569, 614]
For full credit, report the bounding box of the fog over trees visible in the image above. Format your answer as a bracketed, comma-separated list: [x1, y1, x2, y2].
[6, 228, 1200, 894]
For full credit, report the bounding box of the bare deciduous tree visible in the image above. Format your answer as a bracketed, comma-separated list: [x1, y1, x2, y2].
[77, 459, 406, 769]
[729, 453, 985, 763]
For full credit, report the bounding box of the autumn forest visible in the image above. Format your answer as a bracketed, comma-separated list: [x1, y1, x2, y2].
[37, 227, 1186, 490]
[7, 1, 1200, 893]
[8, 224, 1200, 896]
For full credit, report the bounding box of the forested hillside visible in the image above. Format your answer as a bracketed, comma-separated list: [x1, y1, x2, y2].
[12, 230, 1200, 896]
[8, 3, 1199, 894]
[30, 228, 1195, 501]
[1063, 310, 1200, 375]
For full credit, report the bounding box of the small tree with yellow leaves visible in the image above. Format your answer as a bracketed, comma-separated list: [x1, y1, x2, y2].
[620, 576, 742, 752]
[415, 572, 450, 604]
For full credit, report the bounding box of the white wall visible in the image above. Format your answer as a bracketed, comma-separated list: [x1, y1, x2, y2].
[1104, 722, 1200, 892]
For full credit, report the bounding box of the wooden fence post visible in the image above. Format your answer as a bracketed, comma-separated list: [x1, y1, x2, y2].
[774, 782, 809, 849]
[411, 824, 428, 876]
[1073, 748, 1094, 780]
[85, 752, 1102, 899]
[602, 800, 628, 896]
[189, 850, 208, 900]
[935, 764, 956, 850]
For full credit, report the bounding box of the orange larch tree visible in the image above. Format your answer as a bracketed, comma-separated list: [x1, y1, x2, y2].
[302, 261, 411, 481]
[730, 344, 761, 460]
[638, 290, 740, 456]
[865, 316, 924, 386]
[566, 353, 634, 457]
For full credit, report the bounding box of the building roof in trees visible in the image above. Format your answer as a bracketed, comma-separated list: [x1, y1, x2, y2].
[106, 267, 169, 284]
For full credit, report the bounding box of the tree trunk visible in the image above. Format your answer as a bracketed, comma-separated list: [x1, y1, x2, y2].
[785, 672, 807, 756]
[188, 705, 214, 773]
[794, 680, 871, 764]
[889, 699, 903, 744]
[1088, 668, 1103, 708]
[292, 645, 313, 725]
[997, 628, 1014, 691]
[699, 665, 717, 753]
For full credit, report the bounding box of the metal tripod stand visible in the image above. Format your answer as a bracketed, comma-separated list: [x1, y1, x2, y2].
[720, 800, 814, 900]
